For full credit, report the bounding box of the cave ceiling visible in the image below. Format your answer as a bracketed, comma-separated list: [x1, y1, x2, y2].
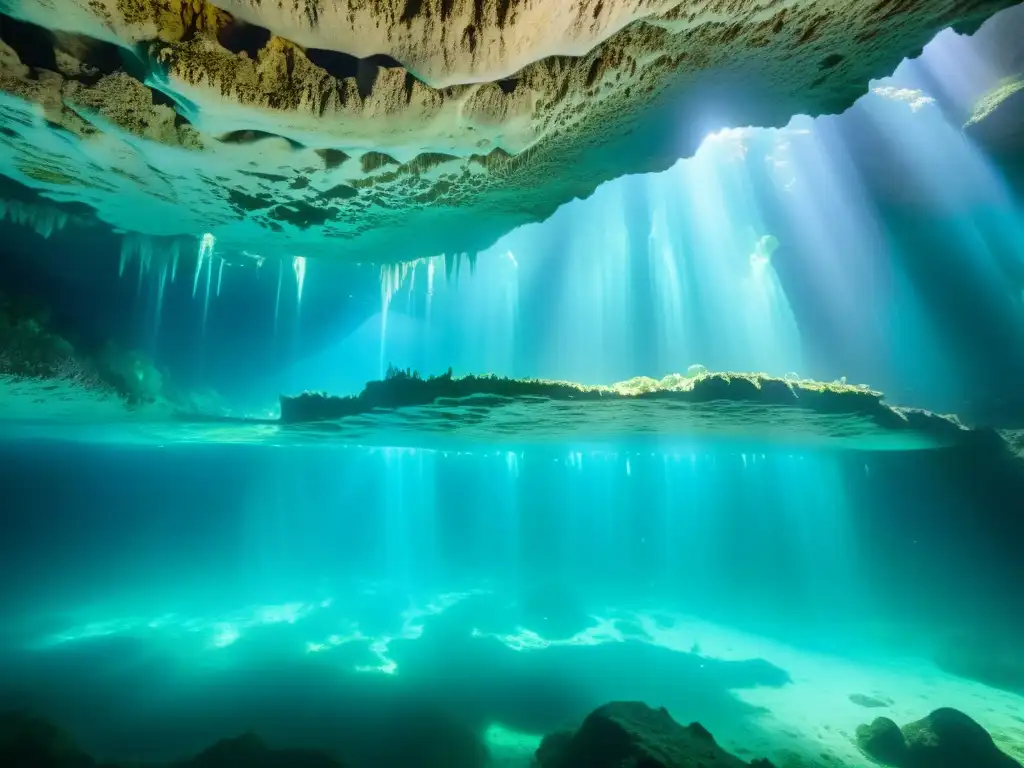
[0, 0, 1018, 263]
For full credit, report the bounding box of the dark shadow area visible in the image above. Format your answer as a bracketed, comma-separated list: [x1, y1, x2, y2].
[216, 20, 271, 59]
[305, 49, 405, 100]
[305, 48, 361, 80]
[0, 13, 56, 72]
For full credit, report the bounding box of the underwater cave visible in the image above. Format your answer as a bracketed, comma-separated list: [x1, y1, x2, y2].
[1, 1, 1024, 767]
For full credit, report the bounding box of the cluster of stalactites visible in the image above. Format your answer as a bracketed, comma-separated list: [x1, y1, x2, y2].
[444, 252, 477, 281]
[0, 199, 70, 239]
[379, 251, 479, 307]
[119, 233, 194, 284]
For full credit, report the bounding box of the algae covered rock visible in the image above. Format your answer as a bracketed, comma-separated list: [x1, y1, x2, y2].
[535, 701, 772, 768]
[902, 708, 1021, 768]
[536, 731, 574, 767]
[856, 708, 1020, 768]
[857, 716, 908, 766]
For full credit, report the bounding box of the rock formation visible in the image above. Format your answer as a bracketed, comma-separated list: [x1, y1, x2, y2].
[857, 708, 1022, 768]
[534, 700, 774, 768]
[0, 0, 1017, 264]
[0, 712, 346, 768]
[174, 733, 343, 768]
[275, 366, 993, 450]
[0, 287, 168, 416]
[965, 74, 1024, 157]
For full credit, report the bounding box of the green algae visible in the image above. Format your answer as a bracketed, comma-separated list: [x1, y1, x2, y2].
[965, 75, 1024, 130]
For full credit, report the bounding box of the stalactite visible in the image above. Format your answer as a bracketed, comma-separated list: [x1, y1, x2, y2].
[0, 199, 69, 238]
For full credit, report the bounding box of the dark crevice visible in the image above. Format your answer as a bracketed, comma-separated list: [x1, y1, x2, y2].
[220, 129, 305, 150]
[149, 88, 178, 109]
[217, 19, 271, 59]
[364, 53, 404, 69]
[49, 31, 124, 85]
[821, 52, 845, 69]
[305, 48, 408, 100]
[90, 44, 126, 79]
[400, 0, 423, 24]
[0, 14, 57, 72]
[497, 78, 519, 94]
[496, 0, 512, 28]
[146, 86, 193, 128]
[306, 47, 361, 79]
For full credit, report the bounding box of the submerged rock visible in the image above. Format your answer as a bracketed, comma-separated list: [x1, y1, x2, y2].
[176, 733, 344, 768]
[850, 693, 891, 708]
[964, 74, 1024, 157]
[275, 369, 1001, 453]
[534, 701, 773, 768]
[536, 731, 574, 767]
[0, 712, 94, 768]
[902, 708, 1021, 768]
[0, 713, 347, 768]
[857, 708, 1021, 768]
[857, 716, 908, 766]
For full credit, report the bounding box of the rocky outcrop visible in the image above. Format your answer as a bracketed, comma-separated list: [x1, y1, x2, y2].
[274, 367, 1001, 450]
[857, 708, 1021, 768]
[857, 717, 909, 766]
[964, 74, 1024, 157]
[0, 288, 167, 415]
[0, 0, 1017, 263]
[0, 712, 95, 768]
[534, 701, 773, 768]
[0, 713, 346, 768]
[174, 733, 343, 768]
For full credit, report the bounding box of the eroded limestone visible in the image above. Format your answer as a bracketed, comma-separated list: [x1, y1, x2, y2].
[0, 0, 1017, 263]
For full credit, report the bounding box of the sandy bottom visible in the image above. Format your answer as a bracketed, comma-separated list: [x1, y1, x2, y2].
[480, 612, 1024, 768]
[6, 593, 1024, 768]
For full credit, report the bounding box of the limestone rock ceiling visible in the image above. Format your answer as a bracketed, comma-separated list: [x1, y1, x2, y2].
[0, 0, 1017, 263]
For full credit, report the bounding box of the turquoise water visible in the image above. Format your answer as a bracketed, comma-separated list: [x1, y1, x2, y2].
[0, 434, 1023, 767]
[2, 6, 1024, 768]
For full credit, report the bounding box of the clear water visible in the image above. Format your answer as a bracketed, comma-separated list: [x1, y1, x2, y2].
[2, 8, 1024, 768]
[1, 438, 1023, 767]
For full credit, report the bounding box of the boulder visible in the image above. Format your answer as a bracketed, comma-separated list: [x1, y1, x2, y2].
[856, 708, 1021, 768]
[856, 716, 908, 766]
[534, 701, 773, 768]
[902, 708, 1020, 768]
